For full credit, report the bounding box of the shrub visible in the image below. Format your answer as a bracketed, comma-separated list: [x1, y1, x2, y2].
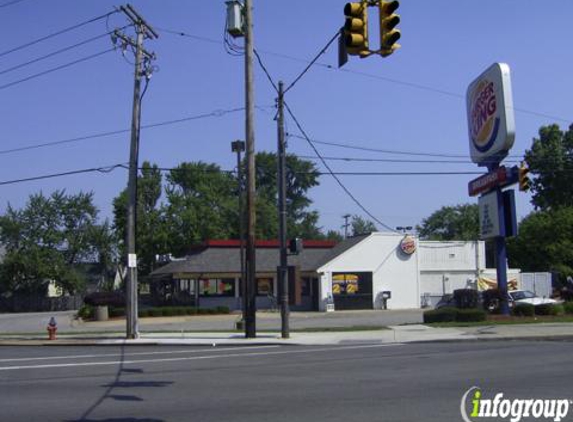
[424, 307, 459, 323]
[456, 308, 487, 322]
[563, 302, 573, 314]
[77, 305, 94, 320]
[454, 289, 479, 309]
[535, 304, 563, 316]
[139, 309, 150, 318]
[512, 303, 535, 317]
[215, 306, 230, 314]
[109, 307, 125, 318]
[186, 307, 198, 315]
[83, 291, 125, 307]
[149, 308, 164, 317]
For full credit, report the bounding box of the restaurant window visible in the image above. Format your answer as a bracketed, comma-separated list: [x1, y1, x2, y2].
[199, 278, 235, 297]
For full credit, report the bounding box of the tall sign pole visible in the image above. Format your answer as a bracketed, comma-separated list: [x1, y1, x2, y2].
[276, 81, 289, 339]
[117, 4, 158, 339]
[244, 0, 257, 338]
[466, 63, 515, 316]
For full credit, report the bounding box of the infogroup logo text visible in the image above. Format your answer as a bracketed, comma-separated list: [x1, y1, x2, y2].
[461, 387, 571, 422]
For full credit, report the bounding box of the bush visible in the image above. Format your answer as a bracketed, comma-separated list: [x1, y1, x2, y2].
[512, 303, 535, 317]
[535, 304, 563, 316]
[456, 308, 487, 322]
[424, 307, 459, 323]
[215, 306, 230, 314]
[77, 305, 94, 320]
[563, 302, 573, 314]
[109, 307, 125, 318]
[149, 308, 164, 317]
[139, 309, 150, 318]
[83, 291, 125, 307]
[454, 289, 479, 309]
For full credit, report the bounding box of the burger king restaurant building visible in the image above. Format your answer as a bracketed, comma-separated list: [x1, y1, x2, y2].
[151, 233, 490, 311]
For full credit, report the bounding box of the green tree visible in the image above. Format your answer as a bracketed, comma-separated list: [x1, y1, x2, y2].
[113, 162, 169, 275]
[508, 207, 573, 277]
[525, 124, 573, 210]
[164, 161, 238, 255]
[417, 204, 479, 240]
[0, 191, 106, 295]
[351, 215, 377, 236]
[253, 152, 321, 239]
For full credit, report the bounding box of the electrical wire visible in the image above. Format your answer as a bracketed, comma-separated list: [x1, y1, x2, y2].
[0, 47, 115, 92]
[0, 10, 119, 58]
[285, 100, 398, 233]
[157, 27, 571, 124]
[0, 0, 28, 8]
[284, 29, 340, 94]
[0, 106, 252, 156]
[0, 164, 126, 186]
[0, 26, 130, 77]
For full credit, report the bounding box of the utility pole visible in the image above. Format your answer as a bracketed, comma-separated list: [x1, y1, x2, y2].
[244, 0, 257, 338]
[116, 4, 158, 339]
[231, 140, 246, 323]
[276, 81, 289, 339]
[342, 214, 351, 239]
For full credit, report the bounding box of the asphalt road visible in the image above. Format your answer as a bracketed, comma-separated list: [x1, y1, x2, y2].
[1, 340, 572, 422]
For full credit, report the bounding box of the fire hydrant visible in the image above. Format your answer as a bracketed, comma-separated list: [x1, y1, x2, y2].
[47, 317, 57, 340]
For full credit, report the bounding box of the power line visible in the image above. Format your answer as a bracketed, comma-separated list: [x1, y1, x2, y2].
[0, 47, 115, 91]
[284, 29, 340, 94]
[157, 27, 571, 125]
[0, 164, 125, 186]
[285, 100, 397, 233]
[0, 10, 118, 58]
[0, 106, 252, 156]
[0, 27, 129, 77]
[288, 133, 526, 161]
[0, 0, 28, 8]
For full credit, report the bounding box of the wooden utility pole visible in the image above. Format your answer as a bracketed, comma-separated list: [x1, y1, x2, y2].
[244, 0, 257, 338]
[276, 81, 289, 338]
[117, 4, 158, 339]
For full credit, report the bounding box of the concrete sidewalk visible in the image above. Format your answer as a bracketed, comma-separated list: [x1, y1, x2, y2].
[1, 322, 572, 347]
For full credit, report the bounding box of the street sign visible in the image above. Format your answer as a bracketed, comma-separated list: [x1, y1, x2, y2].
[468, 167, 507, 197]
[478, 191, 501, 239]
[466, 63, 515, 167]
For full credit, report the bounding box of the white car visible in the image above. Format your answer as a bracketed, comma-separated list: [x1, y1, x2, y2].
[508, 290, 558, 306]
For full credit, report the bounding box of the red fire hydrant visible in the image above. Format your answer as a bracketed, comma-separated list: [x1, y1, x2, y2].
[47, 317, 57, 340]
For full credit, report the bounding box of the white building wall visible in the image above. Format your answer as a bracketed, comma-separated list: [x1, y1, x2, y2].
[418, 241, 485, 306]
[318, 233, 419, 310]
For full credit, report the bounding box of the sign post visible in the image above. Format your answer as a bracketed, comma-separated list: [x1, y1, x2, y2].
[467, 63, 516, 315]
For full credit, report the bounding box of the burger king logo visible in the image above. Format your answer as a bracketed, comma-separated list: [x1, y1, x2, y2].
[469, 78, 500, 153]
[399, 235, 416, 256]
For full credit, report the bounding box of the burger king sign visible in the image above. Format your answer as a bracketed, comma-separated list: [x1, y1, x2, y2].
[466, 63, 515, 166]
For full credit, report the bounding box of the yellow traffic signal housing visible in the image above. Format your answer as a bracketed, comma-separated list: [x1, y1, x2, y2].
[344, 2, 369, 57]
[379, 0, 401, 57]
[518, 162, 531, 192]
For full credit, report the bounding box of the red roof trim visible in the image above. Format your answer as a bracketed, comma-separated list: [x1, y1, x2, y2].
[202, 239, 336, 249]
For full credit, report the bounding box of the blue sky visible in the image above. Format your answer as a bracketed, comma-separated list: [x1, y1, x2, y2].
[1, 0, 572, 235]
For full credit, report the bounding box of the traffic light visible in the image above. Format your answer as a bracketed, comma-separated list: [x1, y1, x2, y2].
[518, 162, 531, 192]
[379, 0, 400, 57]
[344, 2, 369, 57]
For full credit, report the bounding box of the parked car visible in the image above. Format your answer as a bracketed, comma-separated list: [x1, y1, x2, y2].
[508, 290, 558, 307]
[434, 294, 456, 309]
